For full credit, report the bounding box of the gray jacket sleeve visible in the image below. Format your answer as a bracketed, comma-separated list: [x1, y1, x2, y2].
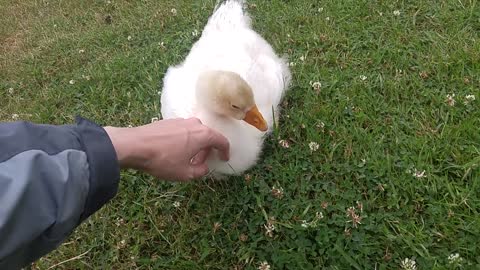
[0, 117, 120, 269]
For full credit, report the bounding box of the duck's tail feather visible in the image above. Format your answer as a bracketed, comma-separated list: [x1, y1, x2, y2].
[204, 0, 251, 33]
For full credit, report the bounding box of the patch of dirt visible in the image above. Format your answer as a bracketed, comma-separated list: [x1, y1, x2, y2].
[1, 31, 25, 55]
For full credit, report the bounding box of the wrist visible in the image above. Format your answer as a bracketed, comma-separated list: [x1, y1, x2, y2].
[104, 126, 137, 169]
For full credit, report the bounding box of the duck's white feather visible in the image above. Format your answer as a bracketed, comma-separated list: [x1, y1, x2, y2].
[161, 0, 291, 175]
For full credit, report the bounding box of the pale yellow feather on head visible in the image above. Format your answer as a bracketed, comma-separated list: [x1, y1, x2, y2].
[196, 70, 267, 131]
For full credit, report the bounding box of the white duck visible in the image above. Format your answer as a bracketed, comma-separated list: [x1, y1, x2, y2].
[160, 0, 291, 176]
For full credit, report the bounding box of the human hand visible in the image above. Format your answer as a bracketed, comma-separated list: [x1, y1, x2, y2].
[104, 118, 230, 181]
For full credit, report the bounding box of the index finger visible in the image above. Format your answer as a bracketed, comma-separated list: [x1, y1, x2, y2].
[201, 128, 230, 161]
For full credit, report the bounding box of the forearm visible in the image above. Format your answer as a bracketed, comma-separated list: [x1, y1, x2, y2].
[0, 117, 120, 269]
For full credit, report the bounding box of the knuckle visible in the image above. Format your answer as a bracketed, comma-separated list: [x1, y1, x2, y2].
[202, 126, 213, 137]
[224, 139, 230, 149]
[188, 117, 202, 125]
[195, 125, 211, 140]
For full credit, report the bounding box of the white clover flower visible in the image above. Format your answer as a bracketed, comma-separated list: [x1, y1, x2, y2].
[288, 61, 296, 67]
[393, 10, 401, 16]
[8, 87, 14, 94]
[310, 81, 322, 91]
[346, 206, 356, 217]
[412, 168, 427, 178]
[301, 220, 309, 228]
[464, 94, 475, 105]
[258, 261, 271, 270]
[300, 55, 306, 62]
[271, 186, 284, 199]
[359, 75, 367, 81]
[346, 206, 362, 228]
[69, 79, 75, 85]
[115, 218, 125, 227]
[309, 142, 320, 152]
[400, 258, 416, 270]
[446, 94, 456, 106]
[325, 16, 330, 21]
[263, 222, 275, 237]
[301, 212, 324, 229]
[11, 114, 19, 120]
[192, 29, 199, 37]
[116, 239, 126, 249]
[448, 253, 459, 261]
[173, 201, 180, 208]
[318, 7, 324, 12]
[279, 139, 290, 148]
[170, 8, 177, 16]
[213, 222, 222, 233]
[448, 253, 463, 266]
[316, 121, 325, 129]
[127, 35, 132, 41]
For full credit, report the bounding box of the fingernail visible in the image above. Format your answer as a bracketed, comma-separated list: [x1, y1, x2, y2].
[190, 157, 199, 165]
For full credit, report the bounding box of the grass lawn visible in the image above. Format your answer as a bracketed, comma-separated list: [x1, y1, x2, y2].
[1, 0, 479, 269]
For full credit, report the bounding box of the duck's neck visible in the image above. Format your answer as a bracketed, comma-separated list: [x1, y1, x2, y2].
[195, 71, 229, 117]
[192, 102, 221, 127]
[193, 105, 231, 133]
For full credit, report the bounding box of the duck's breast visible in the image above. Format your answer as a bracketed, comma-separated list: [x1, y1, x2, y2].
[197, 111, 264, 175]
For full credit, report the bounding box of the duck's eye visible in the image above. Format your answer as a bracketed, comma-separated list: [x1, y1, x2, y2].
[231, 104, 240, 110]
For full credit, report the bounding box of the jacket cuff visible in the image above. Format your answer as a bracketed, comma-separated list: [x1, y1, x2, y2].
[74, 116, 120, 221]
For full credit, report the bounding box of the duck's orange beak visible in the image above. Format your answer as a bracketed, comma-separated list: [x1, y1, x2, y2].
[243, 105, 268, 132]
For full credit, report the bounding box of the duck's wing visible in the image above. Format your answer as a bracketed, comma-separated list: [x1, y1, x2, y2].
[160, 65, 197, 119]
[245, 52, 291, 127]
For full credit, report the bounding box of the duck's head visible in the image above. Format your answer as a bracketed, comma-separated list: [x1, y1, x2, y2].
[196, 70, 268, 132]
